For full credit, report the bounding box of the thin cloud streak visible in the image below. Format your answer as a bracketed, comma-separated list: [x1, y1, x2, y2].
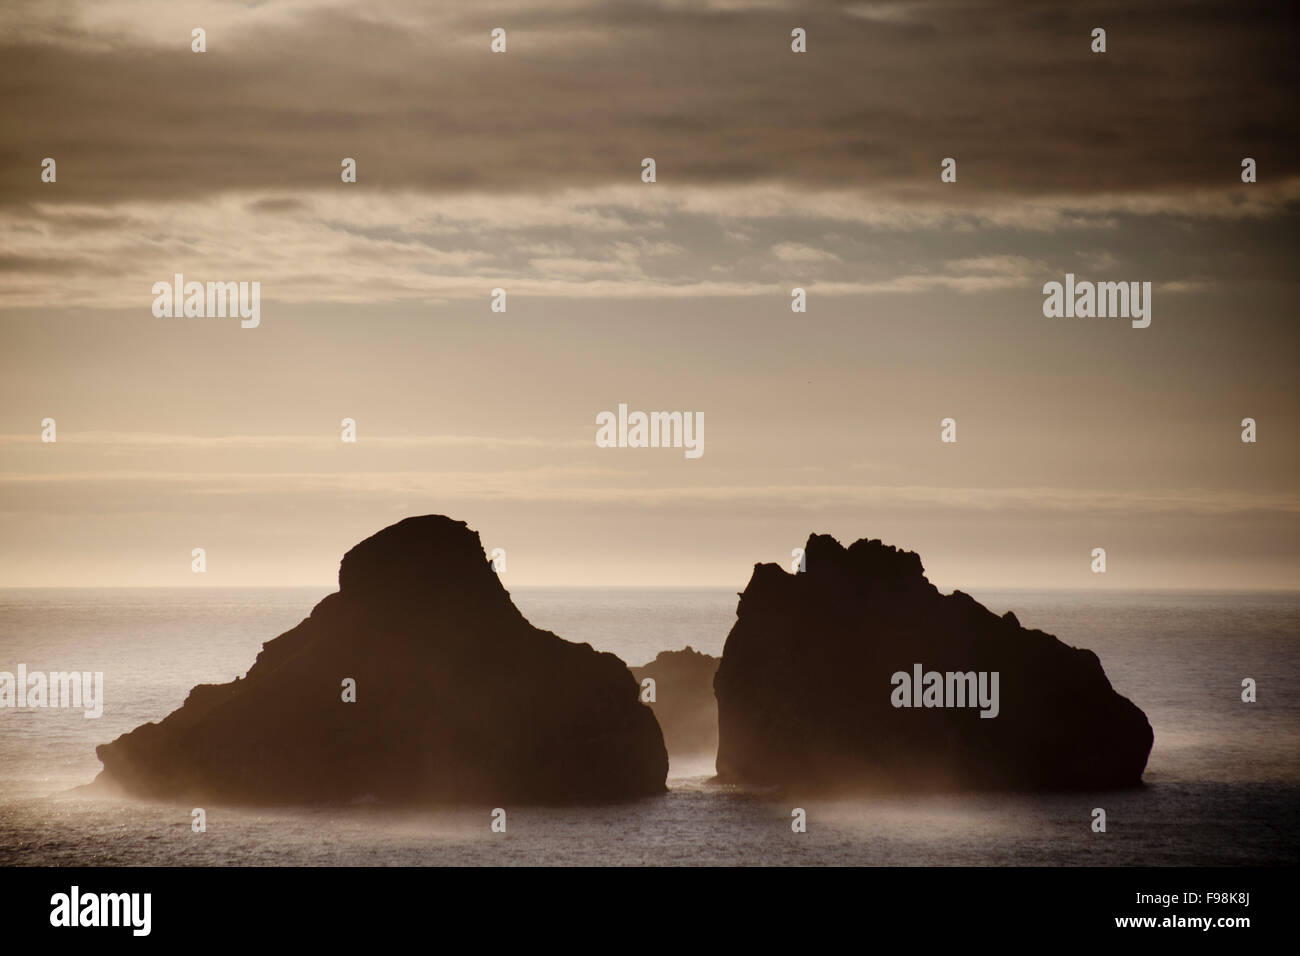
[0, 431, 586, 449]
[2, 470, 1295, 517]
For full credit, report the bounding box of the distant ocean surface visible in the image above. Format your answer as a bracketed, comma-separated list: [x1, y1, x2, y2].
[1, 587, 1297, 866]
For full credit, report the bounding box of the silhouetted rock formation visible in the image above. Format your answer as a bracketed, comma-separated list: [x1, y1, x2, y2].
[95, 516, 667, 804]
[714, 534, 1154, 791]
[630, 647, 719, 760]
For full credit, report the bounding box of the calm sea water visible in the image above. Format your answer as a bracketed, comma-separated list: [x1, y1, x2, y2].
[0, 587, 1296, 866]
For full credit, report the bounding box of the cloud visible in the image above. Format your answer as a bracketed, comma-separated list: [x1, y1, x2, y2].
[2, 183, 1295, 308]
[2, 467, 1295, 518]
[0, 430, 586, 449]
[2, 0, 1296, 206]
[771, 242, 842, 263]
[2, 1, 1295, 307]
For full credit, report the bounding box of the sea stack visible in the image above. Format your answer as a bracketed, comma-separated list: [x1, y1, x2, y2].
[714, 533, 1154, 791]
[95, 516, 667, 804]
[629, 647, 720, 761]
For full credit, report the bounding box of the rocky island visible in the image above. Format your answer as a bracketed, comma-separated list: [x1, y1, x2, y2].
[629, 647, 720, 761]
[714, 533, 1154, 791]
[94, 516, 668, 804]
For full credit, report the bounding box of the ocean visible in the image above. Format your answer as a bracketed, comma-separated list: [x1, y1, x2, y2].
[1, 587, 1297, 866]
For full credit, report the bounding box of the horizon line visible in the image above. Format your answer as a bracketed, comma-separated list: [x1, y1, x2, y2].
[1, 584, 1296, 595]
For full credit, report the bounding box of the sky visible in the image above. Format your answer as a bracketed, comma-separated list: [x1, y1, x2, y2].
[0, 0, 1296, 589]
